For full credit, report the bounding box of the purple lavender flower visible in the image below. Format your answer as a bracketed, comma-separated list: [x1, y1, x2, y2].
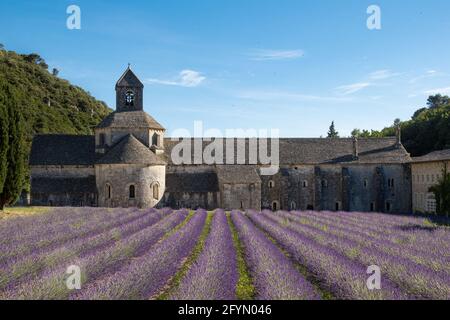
[0, 209, 189, 300]
[170, 209, 238, 300]
[0, 208, 166, 291]
[248, 211, 407, 300]
[73, 209, 207, 300]
[231, 210, 320, 300]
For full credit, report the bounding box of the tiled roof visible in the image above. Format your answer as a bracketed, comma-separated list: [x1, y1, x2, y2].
[29, 135, 96, 166]
[96, 111, 164, 130]
[163, 137, 411, 165]
[216, 165, 261, 183]
[30, 135, 411, 167]
[115, 67, 144, 88]
[412, 149, 450, 163]
[97, 134, 166, 165]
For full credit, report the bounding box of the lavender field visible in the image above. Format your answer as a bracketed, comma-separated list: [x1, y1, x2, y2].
[0, 207, 449, 300]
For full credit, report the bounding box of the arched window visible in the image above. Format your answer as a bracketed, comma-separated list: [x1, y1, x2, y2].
[272, 201, 279, 211]
[129, 185, 136, 199]
[152, 133, 161, 147]
[302, 180, 308, 188]
[106, 184, 112, 200]
[268, 180, 275, 189]
[125, 90, 135, 106]
[152, 183, 159, 200]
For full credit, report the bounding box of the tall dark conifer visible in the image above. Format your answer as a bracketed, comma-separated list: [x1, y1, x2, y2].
[0, 79, 9, 196]
[0, 82, 26, 210]
[327, 121, 339, 138]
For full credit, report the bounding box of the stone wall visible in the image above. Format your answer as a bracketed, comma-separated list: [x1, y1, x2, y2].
[314, 166, 344, 211]
[95, 128, 149, 149]
[260, 163, 411, 213]
[31, 191, 96, 207]
[344, 164, 411, 213]
[95, 164, 165, 208]
[29, 163, 412, 213]
[160, 165, 220, 210]
[411, 160, 449, 213]
[221, 183, 261, 211]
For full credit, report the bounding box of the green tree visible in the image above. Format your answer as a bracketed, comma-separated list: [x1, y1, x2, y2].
[427, 94, 450, 109]
[0, 80, 9, 195]
[429, 164, 450, 217]
[0, 83, 26, 210]
[351, 129, 361, 138]
[52, 68, 59, 76]
[327, 121, 339, 138]
[21, 53, 48, 70]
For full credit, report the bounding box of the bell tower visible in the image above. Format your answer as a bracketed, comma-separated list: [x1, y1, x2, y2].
[115, 65, 144, 112]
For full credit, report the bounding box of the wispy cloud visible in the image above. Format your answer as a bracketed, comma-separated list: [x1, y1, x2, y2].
[424, 86, 450, 95]
[335, 82, 371, 95]
[409, 69, 441, 84]
[368, 69, 401, 80]
[146, 70, 205, 87]
[237, 90, 351, 103]
[248, 49, 305, 61]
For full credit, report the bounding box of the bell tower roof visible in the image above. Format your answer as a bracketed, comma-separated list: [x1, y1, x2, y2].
[115, 66, 144, 112]
[115, 66, 144, 89]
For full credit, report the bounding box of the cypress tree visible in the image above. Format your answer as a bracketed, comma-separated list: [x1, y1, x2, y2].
[0, 83, 26, 210]
[327, 121, 339, 138]
[0, 79, 9, 197]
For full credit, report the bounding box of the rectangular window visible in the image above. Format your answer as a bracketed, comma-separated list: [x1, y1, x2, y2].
[385, 201, 392, 212]
[335, 202, 341, 211]
[99, 133, 106, 146]
[427, 199, 437, 213]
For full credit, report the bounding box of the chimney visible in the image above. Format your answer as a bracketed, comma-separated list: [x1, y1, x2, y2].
[352, 137, 359, 160]
[395, 125, 402, 148]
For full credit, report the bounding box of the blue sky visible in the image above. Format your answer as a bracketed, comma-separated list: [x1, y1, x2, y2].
[1, 0, 450, 137]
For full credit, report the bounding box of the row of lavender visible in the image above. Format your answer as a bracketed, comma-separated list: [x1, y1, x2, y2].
[1, 207, 449, 300]
[248, 210, 450, 299]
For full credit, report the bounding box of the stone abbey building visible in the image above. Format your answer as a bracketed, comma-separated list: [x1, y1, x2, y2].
[29, 68, 413, 213]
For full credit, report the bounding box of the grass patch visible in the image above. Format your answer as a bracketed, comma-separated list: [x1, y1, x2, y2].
[0, 207, 51, 220]
[227, 212, 255, 300]
[156, 211, 214, 300]
[159, 210, 195, 242]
